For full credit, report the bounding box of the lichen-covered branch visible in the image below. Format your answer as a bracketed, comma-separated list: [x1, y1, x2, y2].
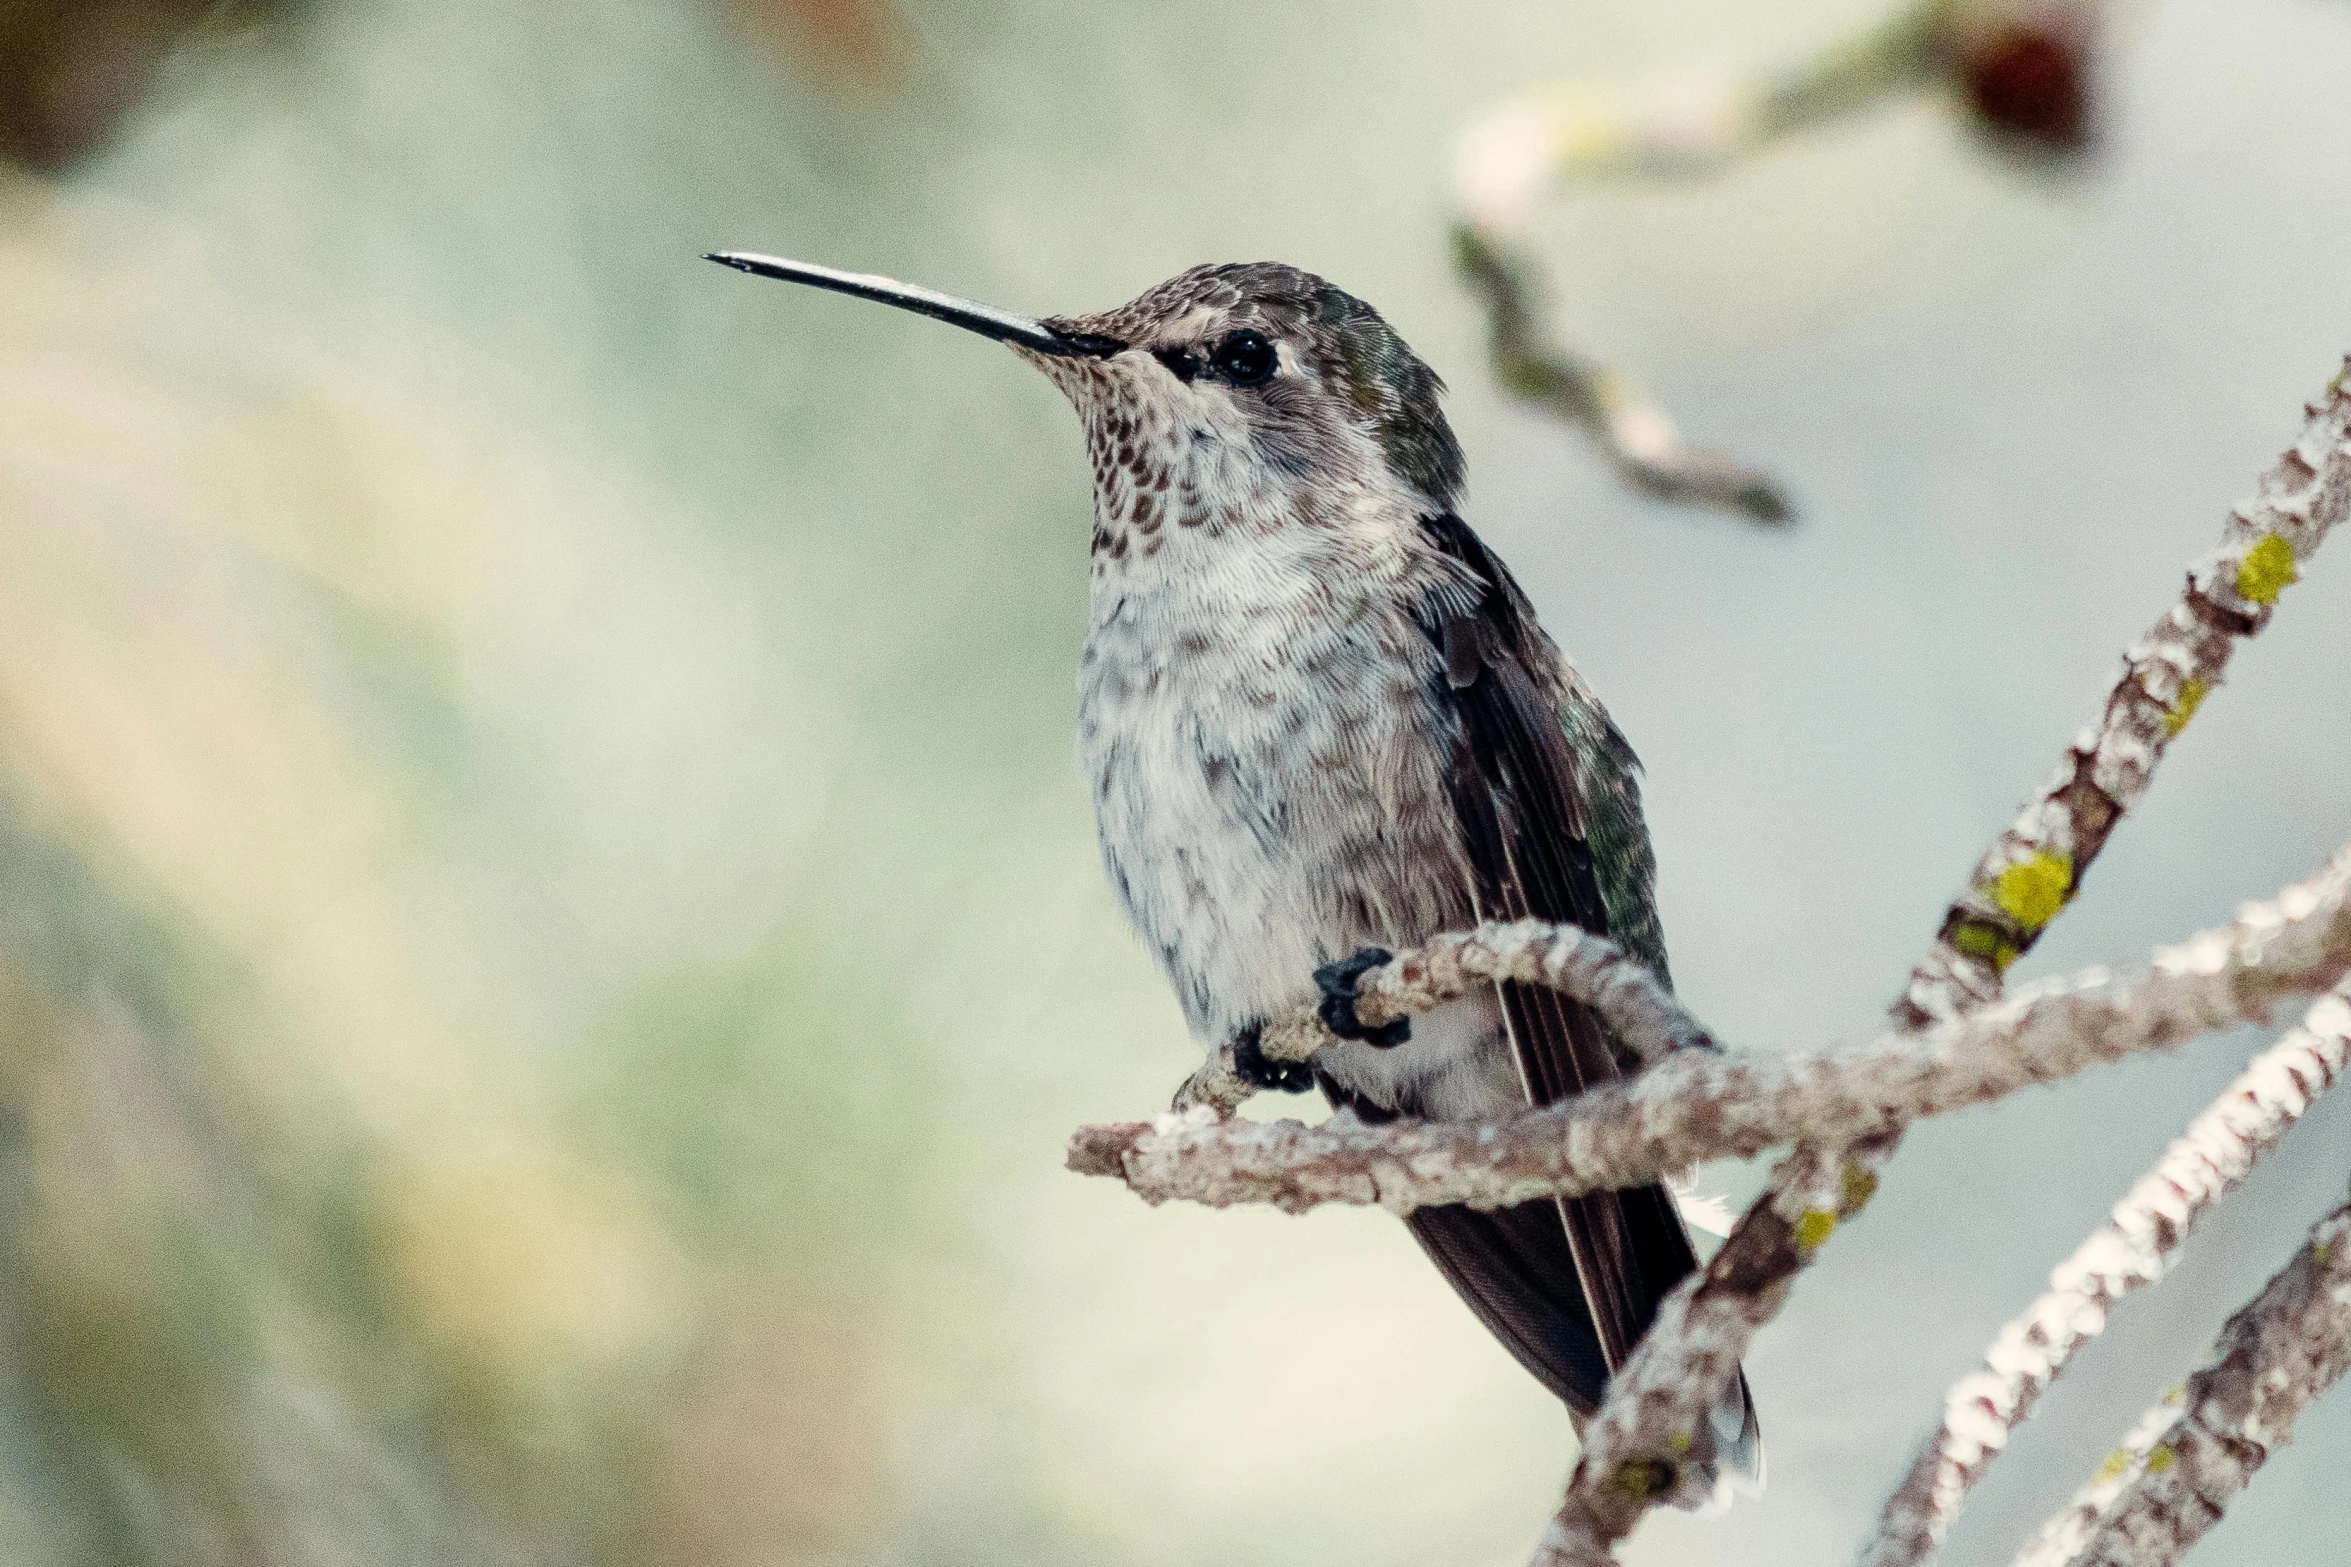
[1071, 855, 2351, 1216]
[1898, 373, 2351, 1026]
[2009, 1395, 2185, 1567]
[1533, 366, 2351, 1556]
[1863, 983, 2351, 1567]
[2008, 1189, 2351, 1567]
[1453, 224, 1792, 524]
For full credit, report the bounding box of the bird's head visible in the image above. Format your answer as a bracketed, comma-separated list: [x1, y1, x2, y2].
[710, 254, 1465, 541]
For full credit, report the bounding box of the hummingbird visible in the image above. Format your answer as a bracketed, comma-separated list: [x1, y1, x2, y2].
[710, 251, 1761, 1501]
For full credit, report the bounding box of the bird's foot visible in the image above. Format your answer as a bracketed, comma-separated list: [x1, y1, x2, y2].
[1314, 947, 1411, 1048]
[1230, 1022, 1316, 1094]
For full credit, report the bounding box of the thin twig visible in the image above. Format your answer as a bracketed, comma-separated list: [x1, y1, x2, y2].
[1453, 0, 2101, 229]
[1899, 376, 2351, 1026]
[1453, 2, 1945, 224]
[1534, 365, 2351, 1552]
[1449, 0, 2104, 533]
[1453, 224, 1793, 524]
[2009, 1395, 2184, 1567]
[2009, 1188, 2351, 1567]
[1071, 858, 2351, 1215]
[1864, 983, 2351, 1567]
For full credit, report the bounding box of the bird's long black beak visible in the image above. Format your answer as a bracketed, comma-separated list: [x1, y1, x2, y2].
[706, 252, 1122, 358]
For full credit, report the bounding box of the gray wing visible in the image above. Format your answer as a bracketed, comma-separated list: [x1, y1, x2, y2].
[1391, 515, 1759, 1484]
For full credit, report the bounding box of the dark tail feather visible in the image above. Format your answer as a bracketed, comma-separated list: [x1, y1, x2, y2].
[1406, 1200, 1610, 1416]
[1408, 1194, 1765, 1506]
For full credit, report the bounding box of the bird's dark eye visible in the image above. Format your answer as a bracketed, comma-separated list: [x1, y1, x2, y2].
[1211, 329, 1279, 387]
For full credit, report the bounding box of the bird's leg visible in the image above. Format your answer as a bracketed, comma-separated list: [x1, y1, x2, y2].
[1315, 948, 1412, 1048]
[1230, 1020, 1317, 1094]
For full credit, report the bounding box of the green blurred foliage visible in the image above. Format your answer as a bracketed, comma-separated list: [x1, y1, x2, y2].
[0, 12, 931, 1546]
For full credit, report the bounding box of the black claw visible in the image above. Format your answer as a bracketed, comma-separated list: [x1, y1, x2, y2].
[1230, 1022, 1316, 1093]
[1314, 947, 1411, 1048]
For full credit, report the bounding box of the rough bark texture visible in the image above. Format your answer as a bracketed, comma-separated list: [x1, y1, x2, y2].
[1533, 368, 2351, 1555]
[2009, 1191, 2351, 1567]
[1896, 376, 2351, 1026]
[1864, 984, 2351, 1567]
[1071, 857, 2351, 1217]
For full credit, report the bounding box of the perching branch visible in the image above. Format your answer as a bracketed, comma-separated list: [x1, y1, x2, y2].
[1071, 853, 2351, 1217]
[1159, 914, 1709, 1119]
[1863, 983, 2351, 1567]
[2009, 1187, 2351, 1567]
[1532, 365, 2351, 1551]
[1452, 226, 1793, 524]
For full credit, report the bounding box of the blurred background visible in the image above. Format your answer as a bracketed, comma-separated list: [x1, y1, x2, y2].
[0, 1, 2347, 1565]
